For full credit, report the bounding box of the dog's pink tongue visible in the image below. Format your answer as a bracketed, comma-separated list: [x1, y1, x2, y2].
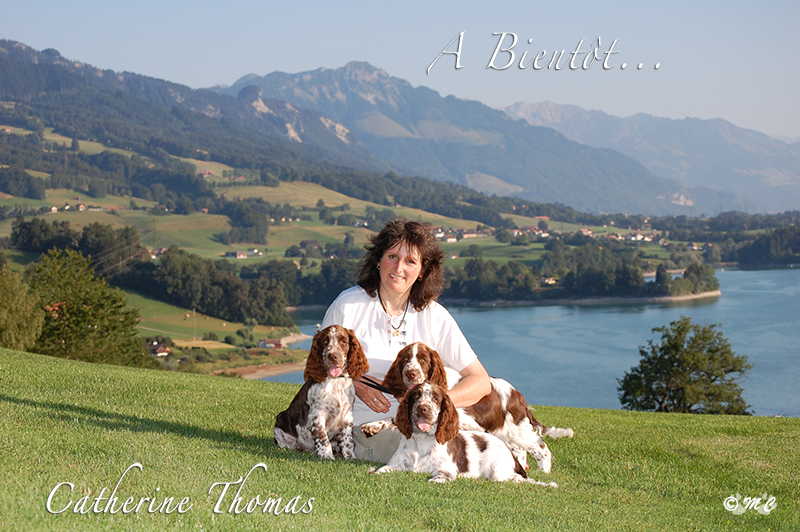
[329, 367, 342, 378]
[417, 420, 431, 432]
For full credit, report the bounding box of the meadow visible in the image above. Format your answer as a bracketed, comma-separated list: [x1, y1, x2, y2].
[0, 179, 583, 267]
[1, 123, 691, 271]
[1, 348, 796, 531]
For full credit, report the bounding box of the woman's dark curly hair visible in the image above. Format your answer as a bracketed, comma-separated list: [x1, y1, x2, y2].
[357, 218, 445, 311]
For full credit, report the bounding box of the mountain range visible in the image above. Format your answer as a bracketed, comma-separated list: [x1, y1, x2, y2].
[504, 101, 800, 213]
[212, 63, 747, 215]
[0, 40, 389, 175]
[2, 39, 795, 215]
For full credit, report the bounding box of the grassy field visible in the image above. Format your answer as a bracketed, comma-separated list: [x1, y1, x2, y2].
[0, 180, 567, 267]
[1, 348, 796, 531]
[439, 239, 549, 268]
[125, 290, 295, 343]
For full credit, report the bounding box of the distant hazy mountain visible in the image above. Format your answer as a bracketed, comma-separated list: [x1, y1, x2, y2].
[0, 40, 389, 174]
[211, 62, 741, 215]
[505, 101, 800, 213]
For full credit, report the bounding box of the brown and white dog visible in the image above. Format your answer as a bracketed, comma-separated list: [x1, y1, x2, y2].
[362, 342, 573, 472]
[274, 325, 369, 459]
[372, 383, 558, 486]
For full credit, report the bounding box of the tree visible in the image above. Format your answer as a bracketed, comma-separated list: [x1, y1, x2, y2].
[654, 263, 672, 294]
[0, 269, 45, 351]
[493, 228, 511, 243]
[87, 178, 107, 198]
[618, 316, 751, 414]
[27, 249, 153, 367]
[460, 244, 483, 258]
[683, 263, 720, 293]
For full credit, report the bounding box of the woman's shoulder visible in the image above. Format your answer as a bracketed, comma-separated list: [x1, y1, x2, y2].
[417, 299, 455, 324]
[330, 286, 374, 307]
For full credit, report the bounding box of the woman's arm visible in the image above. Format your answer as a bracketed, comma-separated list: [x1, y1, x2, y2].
[446, 358, 491, 408]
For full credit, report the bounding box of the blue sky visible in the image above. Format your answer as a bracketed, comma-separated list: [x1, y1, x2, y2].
[1, 0, 798, 138]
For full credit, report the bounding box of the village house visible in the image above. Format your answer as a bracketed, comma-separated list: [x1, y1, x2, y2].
[258, 339, 282, 349]
[149, 247, 168, 259]
[148, 343, 171, 357]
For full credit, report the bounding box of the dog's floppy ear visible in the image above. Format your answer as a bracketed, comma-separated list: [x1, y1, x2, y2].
[382, 346, 410, 398]
[303, 327, 328, 383]
[425, 346, 449, 388]
[345, 328, 369, 380]
[394, 388, 415, 439]
[435, 390, 459, 445]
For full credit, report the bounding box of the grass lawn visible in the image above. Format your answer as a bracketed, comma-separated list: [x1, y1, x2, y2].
[441, 239, 549, 268]
[220, 182, 482, 231]
[125, 290, 296, 342]
[0, 248, 40, 272]
[1, 348, 796, 531]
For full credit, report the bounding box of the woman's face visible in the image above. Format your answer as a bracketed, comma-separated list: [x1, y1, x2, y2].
[378, 242, 423, 300]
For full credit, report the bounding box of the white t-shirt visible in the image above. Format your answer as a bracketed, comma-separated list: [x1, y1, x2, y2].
[321, 286, 478, 424]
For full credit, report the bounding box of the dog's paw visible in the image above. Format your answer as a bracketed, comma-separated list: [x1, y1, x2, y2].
[360, 423, 381, 438]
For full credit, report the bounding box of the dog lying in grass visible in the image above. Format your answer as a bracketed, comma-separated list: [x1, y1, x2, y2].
[371, 382, 558, 487]
[362, 342, 573, 472]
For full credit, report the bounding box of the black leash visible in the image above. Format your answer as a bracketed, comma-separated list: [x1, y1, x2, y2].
[360, 376, 393, 395]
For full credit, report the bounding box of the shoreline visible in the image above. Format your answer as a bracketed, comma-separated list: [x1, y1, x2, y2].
[287, 291, 722, 312]
[440, 290, 722, 308]
[213, 361, 307, 380]
[233, 291, 722, 379]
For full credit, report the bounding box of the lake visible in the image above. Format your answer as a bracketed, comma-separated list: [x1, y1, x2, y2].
[274, 269, 799, 417]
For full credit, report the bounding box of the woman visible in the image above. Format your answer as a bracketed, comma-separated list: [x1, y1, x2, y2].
[321, 218, 491, 461]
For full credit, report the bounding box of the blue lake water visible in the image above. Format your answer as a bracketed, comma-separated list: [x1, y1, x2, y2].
[272, 269, 799, 417]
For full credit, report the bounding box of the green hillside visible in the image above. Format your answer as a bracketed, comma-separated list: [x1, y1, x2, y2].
[2, 348, 797, 531]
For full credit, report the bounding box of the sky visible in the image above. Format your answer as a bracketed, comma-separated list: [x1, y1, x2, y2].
[2, 0, 799, 139]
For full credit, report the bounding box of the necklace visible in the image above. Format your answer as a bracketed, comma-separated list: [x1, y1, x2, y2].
[377, 291, 409, 335]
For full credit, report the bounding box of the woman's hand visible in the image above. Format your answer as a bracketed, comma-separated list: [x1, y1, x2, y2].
[354, 377, 391, 413]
